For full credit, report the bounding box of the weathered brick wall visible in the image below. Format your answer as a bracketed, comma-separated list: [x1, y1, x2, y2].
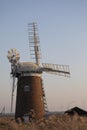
[15, 75, 45, 119]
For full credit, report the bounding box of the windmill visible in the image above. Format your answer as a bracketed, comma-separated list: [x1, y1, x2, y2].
[7, 22, 70, 119]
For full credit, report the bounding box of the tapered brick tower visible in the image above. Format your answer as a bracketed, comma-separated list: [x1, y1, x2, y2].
[15, 62, 45, 119]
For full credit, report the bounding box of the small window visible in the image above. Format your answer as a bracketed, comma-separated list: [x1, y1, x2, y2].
[24, 85, 30, 92]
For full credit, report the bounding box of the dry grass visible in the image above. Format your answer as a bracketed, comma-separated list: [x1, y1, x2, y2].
[0, 114, 87, 130]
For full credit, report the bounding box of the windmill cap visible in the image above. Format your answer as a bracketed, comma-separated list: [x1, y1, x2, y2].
[17, 62, 41, 73]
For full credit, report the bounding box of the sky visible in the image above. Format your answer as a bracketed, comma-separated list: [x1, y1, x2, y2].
[0, 0, 87, 113]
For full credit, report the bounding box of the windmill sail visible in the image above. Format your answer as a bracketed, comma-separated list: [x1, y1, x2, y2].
[42, 63, 70, 77]
[11, 75, 16, 112]
[7, 48, 20, 112]
[28, 23, 41, 65]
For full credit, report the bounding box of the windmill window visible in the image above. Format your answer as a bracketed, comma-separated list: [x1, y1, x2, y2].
[24, 85, 30, 92]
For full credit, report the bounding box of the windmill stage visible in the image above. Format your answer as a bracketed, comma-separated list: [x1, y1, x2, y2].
[7, 23, 70, 120]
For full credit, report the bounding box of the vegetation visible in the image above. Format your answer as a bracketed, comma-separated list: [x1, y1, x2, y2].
[0, 114, 87, 130]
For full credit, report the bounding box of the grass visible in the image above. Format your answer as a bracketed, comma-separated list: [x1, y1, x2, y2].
[0, 114, 87, 130]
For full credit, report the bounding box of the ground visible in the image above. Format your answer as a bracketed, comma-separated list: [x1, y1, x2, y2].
[0, 114, 87, 130]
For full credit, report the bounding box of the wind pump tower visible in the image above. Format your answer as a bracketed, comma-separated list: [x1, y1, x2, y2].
[7, 23, 70, 119]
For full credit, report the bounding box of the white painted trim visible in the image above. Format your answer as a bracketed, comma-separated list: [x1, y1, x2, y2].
[20, 73, 42, 77]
